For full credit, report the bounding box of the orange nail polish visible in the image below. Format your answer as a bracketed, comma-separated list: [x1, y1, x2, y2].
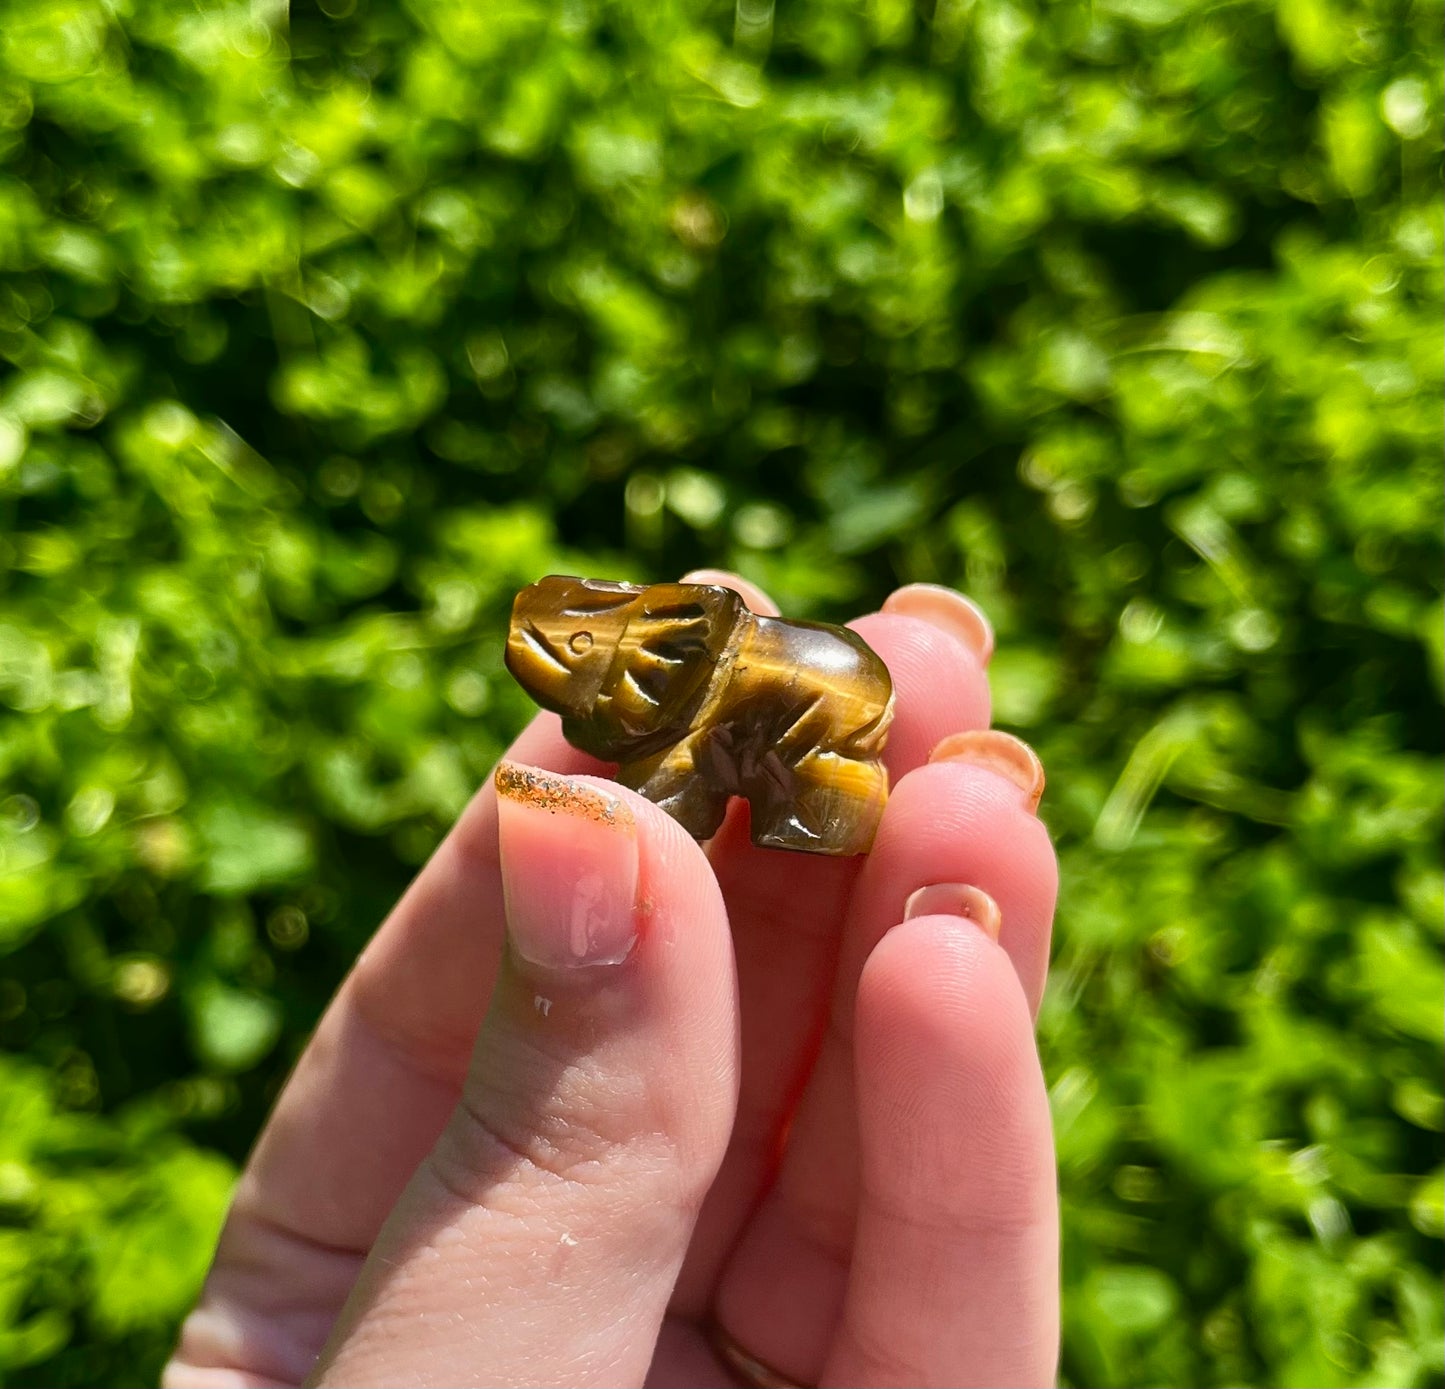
[928, 730, 1045, 811]
[882, 584, 994, 665]
[494, 762, 639, 969]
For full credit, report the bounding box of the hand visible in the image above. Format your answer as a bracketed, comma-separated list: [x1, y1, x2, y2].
[166, 573, 1059, 1389]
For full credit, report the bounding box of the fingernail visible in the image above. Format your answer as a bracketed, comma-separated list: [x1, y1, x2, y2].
[680, 568, 778, 616]
[881, 584, 994, 665]
[928, 730, 1045, 811]
[903, 883, 1002, 941]
[494, 762, 640, 969]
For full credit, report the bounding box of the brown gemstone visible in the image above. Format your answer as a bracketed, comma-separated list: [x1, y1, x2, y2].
[505, 576, 894, 855]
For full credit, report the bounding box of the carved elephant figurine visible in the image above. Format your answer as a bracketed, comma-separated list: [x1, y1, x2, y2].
[504, 575, 895, 856]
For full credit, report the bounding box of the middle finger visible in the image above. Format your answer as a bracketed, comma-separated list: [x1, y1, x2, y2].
[671, 584, 994, 1312]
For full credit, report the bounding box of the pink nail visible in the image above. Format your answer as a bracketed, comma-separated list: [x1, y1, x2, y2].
[495, 763, 640, 969]
[903, 882, 1002, 941]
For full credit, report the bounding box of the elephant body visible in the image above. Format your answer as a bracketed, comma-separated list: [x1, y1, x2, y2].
[505, 576, 894, 855]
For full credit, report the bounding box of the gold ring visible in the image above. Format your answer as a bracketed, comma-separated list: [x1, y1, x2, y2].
[707, 1317, 812, 1389]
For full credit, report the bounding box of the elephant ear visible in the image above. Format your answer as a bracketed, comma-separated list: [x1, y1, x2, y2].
[584, 583, 743, 757]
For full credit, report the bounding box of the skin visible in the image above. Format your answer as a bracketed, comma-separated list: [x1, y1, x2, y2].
[166, 574, 1059, 1389]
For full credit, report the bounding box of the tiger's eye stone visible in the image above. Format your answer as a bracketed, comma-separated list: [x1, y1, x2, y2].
[505, 575, 894, 855]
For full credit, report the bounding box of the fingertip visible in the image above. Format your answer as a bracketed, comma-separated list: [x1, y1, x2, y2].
[868, 757, 1058, 1018]
[929, 729, 1045, 813]
[848, 612, 991, 774]
[494, 761, 727, 979]
[494, 762, 642, 971]
[881, 583, 994, 666]
[577, 773, 729, 921]
[442, 713, 613, 879]
[880, 759, 1058, 898]
[854, 913, 1055, 1224]
[858, 914, 1030, 1071]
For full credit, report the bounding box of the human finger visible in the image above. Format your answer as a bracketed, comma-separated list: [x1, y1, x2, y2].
[312, 763, 738, 1387]
[167, 571, 760, 1385]
[825, 913, 1058, 1387]
[713, 743, 1057, 1381]
[881, 583, 994, 666]
[681, 568, 781, 617]
[676, 590, 995, 1309]
[837, 741, 1055, 1019]
[165, 716, 607, 1387]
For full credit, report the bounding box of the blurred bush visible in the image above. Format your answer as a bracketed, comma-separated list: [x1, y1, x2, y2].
[0, 0, 1441, 1382]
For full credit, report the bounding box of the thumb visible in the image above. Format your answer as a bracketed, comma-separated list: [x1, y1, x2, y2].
[313, 762, 739, 1388]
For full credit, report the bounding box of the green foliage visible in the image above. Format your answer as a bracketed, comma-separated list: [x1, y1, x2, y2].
[0, 1054, 232, 1385]
[0, 0, 1441, 1383]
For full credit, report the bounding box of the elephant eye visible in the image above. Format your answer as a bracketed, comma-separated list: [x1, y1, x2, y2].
[569, 631, 594, 655]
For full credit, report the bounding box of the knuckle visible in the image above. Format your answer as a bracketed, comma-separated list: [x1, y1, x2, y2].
[427, 1040, 705, 1216]
[835, 1319, 929, 1385]
[780, 1174, 853, 1268]
[427, 1085, 606, 1205]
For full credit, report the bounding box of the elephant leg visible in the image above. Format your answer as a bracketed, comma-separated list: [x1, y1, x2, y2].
[617, 735, 731, 841]
[747, 750, 890, 857]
